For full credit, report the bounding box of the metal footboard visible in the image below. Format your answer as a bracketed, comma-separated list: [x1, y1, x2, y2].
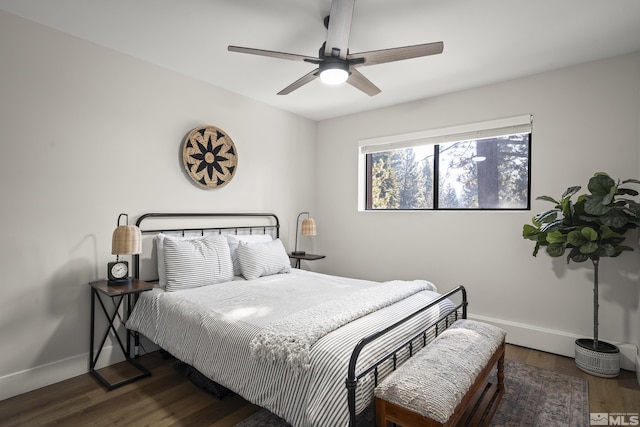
[346, 285, 468, 426]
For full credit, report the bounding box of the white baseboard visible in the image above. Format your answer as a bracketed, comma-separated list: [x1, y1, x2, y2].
[0, 345, 125, 402]
[469, 314, 638, 372]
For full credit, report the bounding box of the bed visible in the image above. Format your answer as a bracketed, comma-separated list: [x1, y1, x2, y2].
[126, 213, 467, 427]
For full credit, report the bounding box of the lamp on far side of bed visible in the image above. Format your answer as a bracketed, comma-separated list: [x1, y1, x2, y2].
[108, 213, 142, 285]
[292, 211, 316, 256]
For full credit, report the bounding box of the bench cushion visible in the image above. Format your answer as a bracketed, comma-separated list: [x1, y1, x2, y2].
[374, 319, 506, 424]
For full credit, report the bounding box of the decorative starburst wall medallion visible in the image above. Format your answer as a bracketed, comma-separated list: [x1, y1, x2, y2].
[182, 125, 238, 189]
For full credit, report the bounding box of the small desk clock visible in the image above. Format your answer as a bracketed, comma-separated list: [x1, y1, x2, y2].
[107, 260, 130, 284]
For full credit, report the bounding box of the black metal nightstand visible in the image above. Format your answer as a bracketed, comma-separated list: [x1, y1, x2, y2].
[289, 253, 326, 269]
[88, 279, 153, 390]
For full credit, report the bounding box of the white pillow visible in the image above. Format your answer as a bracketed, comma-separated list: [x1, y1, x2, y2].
[162, 234, 234, 292]
[156, 233, 203, 290]
[236, 238, 292, 280]
[226, 234, 273, 276]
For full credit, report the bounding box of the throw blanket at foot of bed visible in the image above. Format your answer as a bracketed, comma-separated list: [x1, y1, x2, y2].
[250, 279, 437, 371]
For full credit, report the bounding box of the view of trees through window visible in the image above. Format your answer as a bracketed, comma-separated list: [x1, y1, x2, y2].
[366, 133, 530, 210]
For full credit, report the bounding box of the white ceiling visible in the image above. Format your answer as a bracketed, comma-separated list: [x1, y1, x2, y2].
[1, 0, 640, 121]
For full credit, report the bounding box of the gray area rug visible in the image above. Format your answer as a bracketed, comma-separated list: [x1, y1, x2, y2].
[234, 359, 589, 427]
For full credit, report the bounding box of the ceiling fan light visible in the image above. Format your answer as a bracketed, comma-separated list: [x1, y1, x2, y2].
[319, 58, 349, 85]
[320, 68, 349, 85]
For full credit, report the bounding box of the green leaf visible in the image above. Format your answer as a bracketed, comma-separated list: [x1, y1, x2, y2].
[606, 185, 617, 204]
[584, 195, 610, 216]
[546, 243, 566, 257]
[573, 196, 587, 216]
[617, 188, 639, 197]
[588, 174, 615, 196]
[577, 215, 598, 225]
[546, 230, 566, 244]
[533, 209, 558, 224]
[561, 186, 581, 199]
[567, 230, 587, 246]
[522, 224, 539, 240]
[537, 233, 549, 245]
[569, 254, 590, 263]
[579, 242, 598, 254]
[622, 178, 640, 185]
[626, 200, 640, 217]
[536, 195, 559, 204]
[601, 209, 630, 228]
[581, 227, 598, 241]
[561, 197, 574, 219]
[597, 243, 616, 257]
[613, 245, 634, 256]
[568, 247, 589, 263]
[600, 225, 623, 240]
[540, 219, 564, 233]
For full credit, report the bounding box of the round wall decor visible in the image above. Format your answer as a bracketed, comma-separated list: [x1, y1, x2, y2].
[182, 125, 238, 189]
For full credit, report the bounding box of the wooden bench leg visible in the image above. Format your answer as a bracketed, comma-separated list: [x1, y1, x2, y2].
[375, 397, 386, 427]
[497, 349, 505, 391]
[458, 341, 505, 427]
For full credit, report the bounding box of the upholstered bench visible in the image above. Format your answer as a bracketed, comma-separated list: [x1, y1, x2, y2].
[374, 319, 506, 427]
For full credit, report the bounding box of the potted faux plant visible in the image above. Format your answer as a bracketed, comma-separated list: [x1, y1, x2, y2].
[523, 172, 640, 377]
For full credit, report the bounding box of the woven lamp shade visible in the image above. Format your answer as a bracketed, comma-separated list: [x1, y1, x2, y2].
[112, 225, 142, 255]
[301, 218, 316, 236]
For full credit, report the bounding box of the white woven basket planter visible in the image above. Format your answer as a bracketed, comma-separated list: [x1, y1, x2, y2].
[574, 338, 620, 378]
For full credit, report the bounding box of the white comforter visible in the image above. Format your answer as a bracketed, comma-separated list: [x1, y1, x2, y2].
[127, 270, 446, 427]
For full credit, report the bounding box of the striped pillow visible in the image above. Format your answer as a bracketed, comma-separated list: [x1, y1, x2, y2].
[155, 233, 202, 290]
[236, 238, 292, 280]
[163, 234, 234, 291]
[226, 234, 273, 276]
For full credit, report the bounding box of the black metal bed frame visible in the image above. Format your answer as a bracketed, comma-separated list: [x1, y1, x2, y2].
[131, 212, 468, 427]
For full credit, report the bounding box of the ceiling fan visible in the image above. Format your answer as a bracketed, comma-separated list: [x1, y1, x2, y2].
[228, 0, 444, 96]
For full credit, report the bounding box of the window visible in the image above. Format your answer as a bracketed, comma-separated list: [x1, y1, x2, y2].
[359, 115, 532, 210]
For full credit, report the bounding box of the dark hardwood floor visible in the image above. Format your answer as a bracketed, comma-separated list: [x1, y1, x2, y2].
[0, 344, 638, 426]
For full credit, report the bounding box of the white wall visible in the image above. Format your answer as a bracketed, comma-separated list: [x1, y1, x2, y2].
[316, 53, 640, 364]
[0, 11, 316, 399]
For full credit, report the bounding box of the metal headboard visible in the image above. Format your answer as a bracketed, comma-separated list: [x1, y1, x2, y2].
[132, 212, 280, 280]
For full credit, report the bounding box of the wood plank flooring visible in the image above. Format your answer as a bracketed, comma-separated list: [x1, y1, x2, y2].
[1, 344, 638, 426]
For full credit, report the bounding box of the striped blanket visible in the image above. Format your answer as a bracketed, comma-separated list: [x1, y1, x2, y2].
[127, 270, 445, 427]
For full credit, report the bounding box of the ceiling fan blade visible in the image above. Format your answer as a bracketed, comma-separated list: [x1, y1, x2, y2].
[347, 68, 381, 96]
[348, 41, 444, 67]
[277, 69, 320, 95]
[324, 0, 355, 59]
[228, 46, 318, 63]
